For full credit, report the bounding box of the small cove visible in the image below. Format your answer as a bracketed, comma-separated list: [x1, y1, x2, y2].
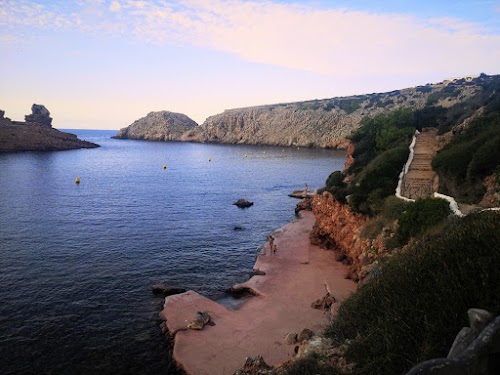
[0, 130, 345, 374]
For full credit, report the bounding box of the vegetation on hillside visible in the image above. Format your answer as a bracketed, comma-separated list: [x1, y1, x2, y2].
[311, 74, 500, 375]
[325, 108, 416, 216]
[325, 75, 500, 215]
[325, 211, 500, 375]
[432, 83, 500, 202]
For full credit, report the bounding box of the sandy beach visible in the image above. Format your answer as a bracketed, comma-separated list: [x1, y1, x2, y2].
[160, 211, 357, 375]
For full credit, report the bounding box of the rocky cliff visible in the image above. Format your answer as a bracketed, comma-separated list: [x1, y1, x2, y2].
[113, 111, 199, 141]
[0, 105, 99, 152]
[114, 75, 492, 147]
[309, 192, 392, 281]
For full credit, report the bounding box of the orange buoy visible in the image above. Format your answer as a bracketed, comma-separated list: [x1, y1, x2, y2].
[75, 177, 80, 184]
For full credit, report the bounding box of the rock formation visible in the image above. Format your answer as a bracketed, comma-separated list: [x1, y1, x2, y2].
[234, 199, 254, 208]
[24, 104, 52, 127]
[114, 75, 495, 148]
[0, 105, 99, 152]
[113, 111, 199, 141]
[309, 192, 395, 282]
[406, 309, 500, 375]
[200, 104, 358, 148]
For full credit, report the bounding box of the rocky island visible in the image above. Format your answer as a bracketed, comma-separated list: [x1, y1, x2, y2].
[0, 104, 99, 152]
[113, 111, 200, 141]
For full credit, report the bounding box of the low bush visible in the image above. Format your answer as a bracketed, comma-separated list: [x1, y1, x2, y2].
[395, 198, 451, 245]
[281, 353, 341, 375]
[325, 212, 500, 375]
[381, 196, 411, 221]
[325, 171, 348, 203]
[338, 98, 363, 114]
[360, 218, 384, 240]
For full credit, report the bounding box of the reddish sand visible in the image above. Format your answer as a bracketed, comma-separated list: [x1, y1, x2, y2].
[160, 211, 357, 375]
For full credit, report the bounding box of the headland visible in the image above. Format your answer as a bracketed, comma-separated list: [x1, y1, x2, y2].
[0, 104, 99, 152]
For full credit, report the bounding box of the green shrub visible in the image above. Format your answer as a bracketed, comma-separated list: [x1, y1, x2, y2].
[360, 218, 385, 240]
[381, 196, 411, 221]
[416, 86, 432, 93]
[349, 146, 409, 215]
[325, 212, 500, 375]
[426, 88, 460, 106]
[326, 171, 345, 190]
[396, 198, 451, 244]
[325, 171, 348, 203]
[432, 110, 500, 202]
[348, 108, 415, 174]
[338, 98, 363, 114]
[467, 133, 500, 180]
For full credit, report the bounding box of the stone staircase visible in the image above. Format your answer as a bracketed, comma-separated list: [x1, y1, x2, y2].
[400, 128, 439, 200]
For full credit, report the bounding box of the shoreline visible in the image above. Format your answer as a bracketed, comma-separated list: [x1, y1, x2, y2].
[159, 210, 357, 375]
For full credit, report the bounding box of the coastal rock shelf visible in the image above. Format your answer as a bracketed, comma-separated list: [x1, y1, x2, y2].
[160, 211, 356, 375]
[0, 104, 99, 152]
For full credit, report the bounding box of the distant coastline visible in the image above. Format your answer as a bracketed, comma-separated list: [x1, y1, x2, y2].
[113, 74, 499, 150]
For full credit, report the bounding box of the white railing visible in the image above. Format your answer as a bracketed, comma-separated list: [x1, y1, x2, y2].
[433, 192, 465, 217]
[395, 130, 419, 202]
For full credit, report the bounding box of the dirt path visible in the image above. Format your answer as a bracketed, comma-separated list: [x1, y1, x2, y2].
[160, 211, 357, 375]
[400, 128, 440, 200]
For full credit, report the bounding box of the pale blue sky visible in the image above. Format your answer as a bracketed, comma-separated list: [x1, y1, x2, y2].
[1, 0, 499, 129]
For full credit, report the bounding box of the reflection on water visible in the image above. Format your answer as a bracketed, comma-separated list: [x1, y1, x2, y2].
[0, 130, 345, 374]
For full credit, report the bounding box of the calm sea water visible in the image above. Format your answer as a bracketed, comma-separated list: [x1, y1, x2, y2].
[0, 130, 345, 374]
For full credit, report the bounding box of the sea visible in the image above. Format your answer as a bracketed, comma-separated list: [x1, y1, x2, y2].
[0, 130, 346, 374]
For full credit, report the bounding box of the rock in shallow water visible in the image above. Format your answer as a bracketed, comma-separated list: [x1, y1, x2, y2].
[234, 199, 254, 208]
[151, 284, 187, 297]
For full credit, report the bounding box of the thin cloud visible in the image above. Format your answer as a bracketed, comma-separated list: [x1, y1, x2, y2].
[109, 1, 121, 12]
[1, 0, 499, 76]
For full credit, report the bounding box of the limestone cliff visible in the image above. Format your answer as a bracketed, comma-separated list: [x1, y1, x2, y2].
[0, 105, 99, 152]
[113, 111, 199, 141]
[114, 75, 491, 147]
[200, 104, 357, 148]
[197, 76, 488, 148]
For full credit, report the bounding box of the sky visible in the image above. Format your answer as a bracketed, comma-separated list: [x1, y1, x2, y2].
[1, 0, 500, 130]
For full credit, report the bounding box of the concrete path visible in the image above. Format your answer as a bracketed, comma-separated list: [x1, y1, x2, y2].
[160, 211, 356, 375]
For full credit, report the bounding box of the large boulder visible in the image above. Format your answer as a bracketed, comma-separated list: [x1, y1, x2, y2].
[25, 104, 52, 127]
